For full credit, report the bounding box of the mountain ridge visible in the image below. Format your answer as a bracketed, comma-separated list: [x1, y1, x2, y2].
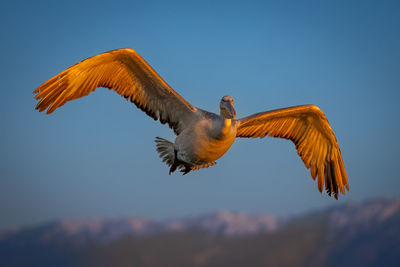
[1, 197, 399, 267]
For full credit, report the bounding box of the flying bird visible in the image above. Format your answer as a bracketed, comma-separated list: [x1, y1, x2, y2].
[33, 48, 348, 199]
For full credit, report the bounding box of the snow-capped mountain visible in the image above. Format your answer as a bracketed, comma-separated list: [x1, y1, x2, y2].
[1, 197, 399, 267]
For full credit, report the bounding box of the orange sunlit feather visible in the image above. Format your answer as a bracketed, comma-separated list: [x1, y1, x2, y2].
[33, 48, 197, 135]
[236, 105, 348, 199]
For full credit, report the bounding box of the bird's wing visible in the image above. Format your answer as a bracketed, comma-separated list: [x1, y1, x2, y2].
[33, 48, 197, 134]
[236, 105, 348, 199]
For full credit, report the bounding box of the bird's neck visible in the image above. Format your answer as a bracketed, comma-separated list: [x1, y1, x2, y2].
[221, 118, 232, 135]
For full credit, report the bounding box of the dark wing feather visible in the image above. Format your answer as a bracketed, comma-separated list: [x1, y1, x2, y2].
[33, 48, 197, 134]
[236, 105, 348, 199]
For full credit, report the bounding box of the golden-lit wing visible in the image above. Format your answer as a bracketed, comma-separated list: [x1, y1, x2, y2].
[236, 105, 348, 199]
[33, 48, 197, 134]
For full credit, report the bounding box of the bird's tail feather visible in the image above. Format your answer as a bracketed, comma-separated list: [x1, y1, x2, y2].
[155, 137, 176, 174]
[155, 137, 216, 175]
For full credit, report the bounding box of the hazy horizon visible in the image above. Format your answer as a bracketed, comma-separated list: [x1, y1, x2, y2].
[2, 195, 399, 233]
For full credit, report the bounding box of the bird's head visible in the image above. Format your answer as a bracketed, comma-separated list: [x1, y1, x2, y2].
[220, 95, 236, 119]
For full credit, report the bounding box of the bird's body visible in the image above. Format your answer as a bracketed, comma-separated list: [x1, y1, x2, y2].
[155, 108, 237, 174]
[175, 110, 237, 167]
[34, 48, 348, 199]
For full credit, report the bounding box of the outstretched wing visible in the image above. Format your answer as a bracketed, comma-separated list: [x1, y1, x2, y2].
[236, 105, 348, 199]
[33, 48, 197, 134]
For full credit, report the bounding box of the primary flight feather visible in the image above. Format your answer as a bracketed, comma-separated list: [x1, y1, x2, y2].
[34, 48, 348, 199]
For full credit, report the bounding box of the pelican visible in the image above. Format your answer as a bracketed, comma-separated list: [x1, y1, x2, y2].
[33, 48, 348, 199]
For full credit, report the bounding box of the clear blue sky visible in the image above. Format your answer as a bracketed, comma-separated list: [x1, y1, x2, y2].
[1, 0, 399, 230]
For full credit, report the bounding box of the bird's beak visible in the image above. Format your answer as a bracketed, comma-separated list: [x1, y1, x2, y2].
[226, 103, 236, 119]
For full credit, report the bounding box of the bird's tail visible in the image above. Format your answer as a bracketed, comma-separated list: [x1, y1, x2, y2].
[155, 137, 216, 175]
[155, 137, 177, 174]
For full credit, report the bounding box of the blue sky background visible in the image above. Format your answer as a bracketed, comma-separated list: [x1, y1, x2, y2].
[1, 0, 399, 230]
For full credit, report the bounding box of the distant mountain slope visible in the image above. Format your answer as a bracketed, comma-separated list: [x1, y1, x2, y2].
[0, 212, 278, 243]
[1, 197, 399, 267]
